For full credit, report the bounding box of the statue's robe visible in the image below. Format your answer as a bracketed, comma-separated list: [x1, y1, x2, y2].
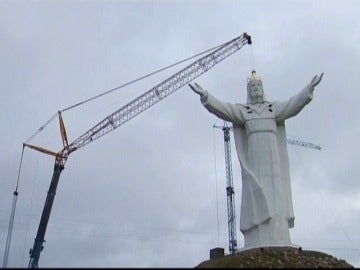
[200, 84, 314, 248]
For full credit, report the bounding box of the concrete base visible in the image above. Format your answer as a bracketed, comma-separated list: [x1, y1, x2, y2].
[236, 243, 302, 254]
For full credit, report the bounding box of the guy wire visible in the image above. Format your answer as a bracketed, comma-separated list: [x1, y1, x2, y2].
[2, 145, 25, 268]
[60, 42, 225, 113]
[212, 121, 221, 247]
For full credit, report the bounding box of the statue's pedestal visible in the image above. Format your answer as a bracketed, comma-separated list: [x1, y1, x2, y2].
[237, 243, 301, 253]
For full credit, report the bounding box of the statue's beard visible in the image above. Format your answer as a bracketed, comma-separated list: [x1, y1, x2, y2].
[248, 94, 265, 104]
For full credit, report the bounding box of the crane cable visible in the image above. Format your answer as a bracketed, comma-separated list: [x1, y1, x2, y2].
[60, 41, 226, 113]
[24, 40, 226, 145]
[249, 44, 256, 71]
[2, 145, 25, 268]
[24, 112, 58, 144]
[212, 119, 221, 247]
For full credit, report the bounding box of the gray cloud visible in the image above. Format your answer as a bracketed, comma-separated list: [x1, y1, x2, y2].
[1, 0, 359, 267]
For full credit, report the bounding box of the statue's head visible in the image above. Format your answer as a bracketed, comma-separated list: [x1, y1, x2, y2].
[247, 70, 266, 104]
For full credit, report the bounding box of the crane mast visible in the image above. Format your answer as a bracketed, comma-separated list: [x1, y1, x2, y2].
[26, 32, 252, 268]
[214, 123, 237, 255]
[222, 124, 238, 254]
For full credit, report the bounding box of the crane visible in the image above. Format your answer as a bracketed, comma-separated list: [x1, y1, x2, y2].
[20, 32, 252, 268]
[287, 138, 321, 150]
[213, 122, 237, 255]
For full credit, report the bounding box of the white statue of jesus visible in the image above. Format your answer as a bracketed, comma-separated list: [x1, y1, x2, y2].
[189, 71, 323, 248]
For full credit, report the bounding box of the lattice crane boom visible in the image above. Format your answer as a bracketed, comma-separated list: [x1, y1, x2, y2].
[65, 32, 252, 157]
[26, 32, 252, 268]
[287, 138, 321, 150]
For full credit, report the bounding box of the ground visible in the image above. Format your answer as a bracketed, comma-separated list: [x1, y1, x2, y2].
[195, 246, 354, 268]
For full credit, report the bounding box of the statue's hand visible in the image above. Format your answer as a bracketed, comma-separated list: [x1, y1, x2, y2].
[189, 82, 206, 97]
[310, 72, 324, 87]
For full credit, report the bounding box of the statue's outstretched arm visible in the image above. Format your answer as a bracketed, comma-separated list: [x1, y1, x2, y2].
[275, 72, 324, 122]
[189, 82, 245, 124]
[189, 83, 208, 99]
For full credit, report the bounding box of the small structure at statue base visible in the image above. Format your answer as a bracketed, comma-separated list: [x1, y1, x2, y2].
[209, 247, 225, 260]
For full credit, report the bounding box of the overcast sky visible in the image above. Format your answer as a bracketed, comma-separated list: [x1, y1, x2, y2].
[1, 0, 360, 267]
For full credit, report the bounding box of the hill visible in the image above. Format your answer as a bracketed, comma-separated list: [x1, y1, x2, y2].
[195, 246, 354, 268]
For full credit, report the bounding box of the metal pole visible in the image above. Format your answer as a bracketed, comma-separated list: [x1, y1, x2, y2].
[2, 191, 18, 268]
